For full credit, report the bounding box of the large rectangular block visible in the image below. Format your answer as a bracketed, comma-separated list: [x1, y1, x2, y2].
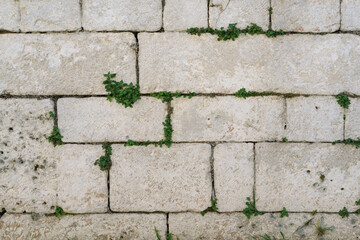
[110, 144, 212, 212]
[209, 0, 269, 29]
[172, 97, 285, 142]
[83, 0, 162, 31]
[345, 98, 360, 139]
[0, 0, 20, 32]
[58, 97, 167, 142]
[214, 143, 254, 212]
[0, 213, 167, 240]
[286, 97, 343, 141]
[0, 33, 136, 95]
[341, 0, 360, 31]
[256, 143, 360, 212]
[139, 33, 360, 95]
[19, 0, 81, 32]
[272, 0, 340, 32]
[0, 99, 56, 213]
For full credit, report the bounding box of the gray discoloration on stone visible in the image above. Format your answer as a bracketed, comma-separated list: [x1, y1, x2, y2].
[209, 0, 269, 29]
[346, 98, 360, 139]
[83, 0, 162, 31]
[0, 99, 56, 213]
[172, 96, 285, 141]
[0, 213, 167, 240]
[341, 0, 360, 31]
[55, 145, 107, 213]
[214, 143, 254, 212]
[256, 143, 360, 212]
[272, 0, 340, 32]
[19, 0, 81, 32]
[110, 144, 212, 212]
[286, 97, 343, 141]
[57, 97, 167, 142]
[0, 33, 136, 95]
[0, 0, 20, 32]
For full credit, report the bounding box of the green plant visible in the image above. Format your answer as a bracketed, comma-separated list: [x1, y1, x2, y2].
[243, 188, 263, 219]
[311, 210, 318, 215]
[335, 92, 351, 109]
[265, 29, 285, 38]
[332, 138, 360, 148]
[235, 88, 273, 99]
[200, 198, 218, 216]
[356, 199, 360, 205]
[339, 207, 349, 218]
[268, 7, 273, 15]
[162, 114, 173, 148]
[281, 137, 288, 142]
[150, 91, 196, 103]
[48, 126, 64, 146]
[49, 111, 55, 119]
[315, 222, 333, 236]
[280, 207, 288, 218]
[154, 227, 179, 240]
[55, 206, 72, 219]
[251, 232, 285, 240]
[94, 142, 112, 171]
[124, 140, 151, 146]
[103, 72, 140, 108]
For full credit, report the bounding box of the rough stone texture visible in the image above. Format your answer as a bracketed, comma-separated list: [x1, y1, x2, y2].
[214, 143, 254, 212]
[164, 0, 208, 31]
[110, 144, 212, 212]
[0, 99, 55, 213]
[139, 33, 360, 95]
[286, 97, 344, 142]
[169, 212, 360, 239]
[0, 0, 20, 32]
[83, 0, 162, 31]
[19, 0, 81, 32]
[172, 97, 285, 142]
[209, 0, 269, 29]
[256, 143, 360, 212]
[345, 98, 360, 139]
[0, 213, 167, 240]
[0, 33, 136, 95]
[58, 97, 167, 143]
[272, 0, 340, 32]
[55, 145, 107, 213]
[341, 0, 360, 31]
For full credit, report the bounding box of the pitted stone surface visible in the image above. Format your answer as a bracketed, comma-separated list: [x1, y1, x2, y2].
[0, 213, 167, 240]
[214, 143, 254, 212]
[83, 0, 162, 31]
[272, 0, 340, 32]
[164, 0, 208, 31]
[55, 145, 107, 213]
[0, 0, 20, 32]
[110, 144, 212, 212]
[172, 96, 285, 142]
[341, 0, 360, 31]
[345, 98, 360, 139]
[19, 0, 81, 32]
[139, 33, 360, 95]
[0, 33, 136, 95]
[286, 97, 343, 142]
[256, 143, 360, 212]
[58, 97, 167, 142]
[209, 0, 269, 29]
[0, 99, 55, 213]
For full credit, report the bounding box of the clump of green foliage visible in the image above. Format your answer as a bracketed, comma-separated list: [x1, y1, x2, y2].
[311, 210, 318, 215]
[124, 140, 151, 146]
[251, 232, 285, 240]
[155, 227, 179, 240]
[49, 111, 55, 119]
[243, 188, 263, 219]
[235, 88, 273, 99]
[280, 207, 289, 218]
[187, 23, 284, 41]
[268, 7, 273, 15]
[335, 92, 351, 109]
[315, 222, 333, 236]
[201, 198, 218, 216]
[332, 138, 360, 148]
[281, 137, 288, 142]
[356, 199, 360, 206]
[150, 91, 196, 103]
[48, 126, 64, 146]
[103, 72, 140, 108]
[55, 206, 72, 219]
[94, 142, 112, 171]
[339, 207, 349, 218]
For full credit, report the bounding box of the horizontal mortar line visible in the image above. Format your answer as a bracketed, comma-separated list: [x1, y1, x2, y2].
[62, 141, 336, 145]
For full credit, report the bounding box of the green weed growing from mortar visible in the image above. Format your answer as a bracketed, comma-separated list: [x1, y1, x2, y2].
[49, 111, 55, 119]
[55, 206, 73, 219]
[332, 138, 360, 148]
[150, 91, 196, 103]
[154, 227, 179, 240]
[281, 137, 288, 142]
[315, 222, 333, 236]
[243, 188, 263, 219]
[335, 92, 351, 109]
[200, 198, 218, 216]
[48, 126, 64, 146]
[339, 207, 349, 218]
[268, 7, 273, 15]
[251, 232, 286, 240]
[235, 88, 273, 99]
[103, 72, 140, 108]
[94, 142, 112, 171]
[124, 140, 151, 146]
[280, 207, 289, 218]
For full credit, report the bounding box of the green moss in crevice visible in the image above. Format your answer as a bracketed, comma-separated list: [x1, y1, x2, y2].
[235, 88, 273, 99]
[332, 138, 360, 148]
[243, 188, 263, 219]
[335, 92, 351, 109]
[339, 207, 349, 218]
[55, 206, 73, 219]
[150, 91, 196, 103]
[48, 126, 64, 146]
[94, 142, 112, 171]
[200, 198, 218, 216]
[280, 207, 289, 218]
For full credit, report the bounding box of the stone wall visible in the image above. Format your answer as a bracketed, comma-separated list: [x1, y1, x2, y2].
[1, 0, 360, 239]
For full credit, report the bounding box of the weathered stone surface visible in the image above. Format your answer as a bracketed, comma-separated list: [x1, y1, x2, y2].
[256, 143, 360, 212]
[0, 33, 136, 95]
[169, 212, 360, 239]
[19, 0, 81, 32]
[0, 0, 20, 32]
[55, 145, 107, 213]
[83, 0, 162, 31]
[286, 97, 343, 141]
[272, 0, 340, 32]
[214, 143, 254, 212]
[0, 99, 55, 213]
[139, 33, 360, 95]
[341, 0, 360, 31]
[164, 0, 208, 31]
[110, 144, 212, 212]
[0, 213, 167, 240]
[58, 97, 167, 142]
[172, 97, 285, 141]
[209, 0, 269, 29]
[345, 98, 360, 139]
